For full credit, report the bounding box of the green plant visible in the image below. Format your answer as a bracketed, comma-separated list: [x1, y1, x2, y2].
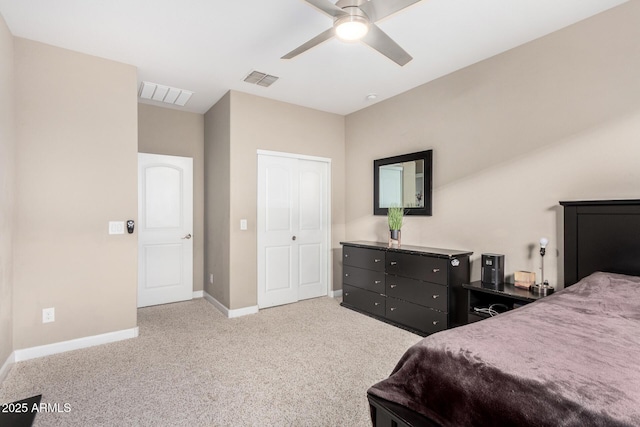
[387, 206, 404, 230]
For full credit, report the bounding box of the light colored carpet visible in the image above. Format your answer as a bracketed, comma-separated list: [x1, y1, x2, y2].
[0, 297, 420, 426]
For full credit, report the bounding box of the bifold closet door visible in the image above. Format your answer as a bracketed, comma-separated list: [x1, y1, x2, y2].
[257, 154, 328, 309]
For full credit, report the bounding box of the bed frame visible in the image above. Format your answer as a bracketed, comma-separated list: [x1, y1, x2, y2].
[561, 199, 640, 286]
[368, 199, 640, 427]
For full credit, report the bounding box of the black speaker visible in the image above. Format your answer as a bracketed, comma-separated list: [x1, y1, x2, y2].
[481, 253, 505, 286]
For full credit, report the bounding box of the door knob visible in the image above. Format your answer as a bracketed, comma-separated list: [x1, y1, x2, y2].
[181, 233, 192, 240]
[292, 236, 296, 241]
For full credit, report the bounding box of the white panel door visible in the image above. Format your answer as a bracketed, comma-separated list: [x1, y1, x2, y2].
[257, 153, 329, 309]
[297, 159, 328, 301]
[138, 153, 193, 308]
[258, 155, 299, 308]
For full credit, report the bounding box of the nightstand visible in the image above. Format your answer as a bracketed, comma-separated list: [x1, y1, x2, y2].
[462, 281, 545, 324]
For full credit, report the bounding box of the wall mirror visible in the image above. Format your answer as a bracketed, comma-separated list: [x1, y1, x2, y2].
[374, 150, 432, 216]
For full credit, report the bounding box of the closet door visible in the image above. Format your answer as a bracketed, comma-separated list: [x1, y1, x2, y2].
[257, 153, 329, 309]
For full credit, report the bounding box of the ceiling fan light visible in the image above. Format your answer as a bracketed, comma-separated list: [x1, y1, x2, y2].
[335, 16, 369, 41]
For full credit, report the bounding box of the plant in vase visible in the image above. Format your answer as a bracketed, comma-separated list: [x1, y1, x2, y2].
[387, 206, 404, 246]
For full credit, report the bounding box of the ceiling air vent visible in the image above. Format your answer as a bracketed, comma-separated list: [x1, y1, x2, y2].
[243, 71, 279, 87]
[139, 82, 193, 107]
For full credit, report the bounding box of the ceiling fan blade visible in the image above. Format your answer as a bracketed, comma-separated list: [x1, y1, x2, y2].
[282, 27, 335, 59]
[361, 24, 412, 66]
[359, 0, 422, 22]
[303, 0, 348, 18]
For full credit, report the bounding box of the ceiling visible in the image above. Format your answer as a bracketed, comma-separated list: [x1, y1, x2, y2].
[0, 0, 627, 115]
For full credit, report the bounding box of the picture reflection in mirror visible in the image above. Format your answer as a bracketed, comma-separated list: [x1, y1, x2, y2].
[379, 160, 424, 208]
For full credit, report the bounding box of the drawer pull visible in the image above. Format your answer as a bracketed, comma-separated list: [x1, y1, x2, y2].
[374, 258, 382, 263]
[374, 280, 382, 284]
[433, 268, 440, 273]
[432, 321, 439, 325]
[390, 261, 398, 266]
[374, 302, 380, 306]
[344, 292, 349, 296]
[432, 294, 440, 299]
[344, 273, 349, 277]
[344, 254, 349, 258]
[390, 307, 396, 311]
[390, 284, 397, 288]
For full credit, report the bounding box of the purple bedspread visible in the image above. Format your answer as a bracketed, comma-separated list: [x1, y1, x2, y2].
[368, 272, 640, 426]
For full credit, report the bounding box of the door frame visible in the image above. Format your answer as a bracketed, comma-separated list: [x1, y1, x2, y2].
[256, 149, 333, 303]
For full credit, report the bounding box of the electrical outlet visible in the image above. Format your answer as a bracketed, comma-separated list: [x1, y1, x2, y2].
[209, 274, 214, 284]
[42, 307, 55, 323]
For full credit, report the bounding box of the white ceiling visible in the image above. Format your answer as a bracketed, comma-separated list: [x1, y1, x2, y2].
[0, 0, 627, 115]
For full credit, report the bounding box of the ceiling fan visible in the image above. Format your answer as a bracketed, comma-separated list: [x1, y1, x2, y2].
[282, 0, 422, 66]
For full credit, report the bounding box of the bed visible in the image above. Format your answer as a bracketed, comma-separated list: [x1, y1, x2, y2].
[367, 199, 640, 427]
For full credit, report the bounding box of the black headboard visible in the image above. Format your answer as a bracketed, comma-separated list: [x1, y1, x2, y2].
[561, 199, 640, 287]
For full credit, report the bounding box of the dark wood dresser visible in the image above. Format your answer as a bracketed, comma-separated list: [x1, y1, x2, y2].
[340, 241, 472, 336]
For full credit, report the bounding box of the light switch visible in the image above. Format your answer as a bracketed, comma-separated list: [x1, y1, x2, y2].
[240, 219, 247, 230]
[109, 221, 125, 235]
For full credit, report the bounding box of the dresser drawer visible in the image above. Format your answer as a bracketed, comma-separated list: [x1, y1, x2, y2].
[386, 276, 448, 312]
[343, 246, 385, 272]
[343, 284, 385, 317]
[386, 297, 448, 334]
[343, 265, 385, 293]
[386, 252, 448, 285]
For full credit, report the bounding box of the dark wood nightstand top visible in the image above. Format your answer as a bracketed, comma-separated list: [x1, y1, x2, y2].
[462, 281, 544, 303]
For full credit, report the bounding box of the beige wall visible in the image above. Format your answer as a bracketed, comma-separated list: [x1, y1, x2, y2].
[229, 91, 345, 309]
[138, 104, 205, 292]
[13, 39, 138, 349]
[203, 92, 231, 306]
[345, 1, 640, 287]
[203, 91, 345, 310]
[0, 13, 15, 365]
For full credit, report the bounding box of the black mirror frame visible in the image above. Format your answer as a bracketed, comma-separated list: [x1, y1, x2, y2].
[373, 150, 433, 216]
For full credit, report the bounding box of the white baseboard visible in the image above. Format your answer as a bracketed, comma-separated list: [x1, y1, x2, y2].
[0, 351, 15, 385]
[330, 289, 343, 298]
[192, 290, 204, 298]
[14, 327, 139, 362]
[203, 291, 259, 318]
